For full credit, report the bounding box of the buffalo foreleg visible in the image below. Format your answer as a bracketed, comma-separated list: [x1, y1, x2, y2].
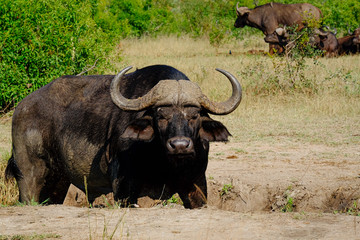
[178, 174, 207, 209]
[113, 176, 141, 207]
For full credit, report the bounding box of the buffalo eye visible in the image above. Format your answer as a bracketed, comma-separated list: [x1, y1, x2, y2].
[191, 113, 200, 122]
[157, 114, 166, 120]
[187, 111, 199, 121]
[184, 107, 200, 121]
[191, 114, 199, 120]
[155, 107, 171, 129]
[156, 107, 167, 120]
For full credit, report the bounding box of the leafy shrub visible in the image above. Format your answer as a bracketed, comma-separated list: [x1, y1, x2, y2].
[0, 0, 113, 112]
[94, 0, 174, 37]
[240, 45, 323, 96]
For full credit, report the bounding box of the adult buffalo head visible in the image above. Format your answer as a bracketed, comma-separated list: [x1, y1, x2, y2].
[352, 28, 360, 45]
[110, 66, 242, 159]
[311, 27, 339, 57]
[234, 2, 275, 29]
[354, 36, 360, 45]
[234, 3, 252, 28]
[337, 27, 360, 55]
[264, 27, 290, 55]
[264, 27, 290, 44]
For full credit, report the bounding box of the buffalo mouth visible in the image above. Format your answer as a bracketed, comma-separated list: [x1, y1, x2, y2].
[168, 153, 196, 161]
[234, 21, 245, 28]
[167, 152, 196, 168]
[264, 34, 279, 43]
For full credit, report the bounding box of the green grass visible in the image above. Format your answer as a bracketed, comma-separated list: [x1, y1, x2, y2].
[163, 193, 183, 206]
[14, 198, 49, 207]
[220, 183, 234, 197]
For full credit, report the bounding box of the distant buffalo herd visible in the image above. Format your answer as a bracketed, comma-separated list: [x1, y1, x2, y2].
[234, 2, 360, 57]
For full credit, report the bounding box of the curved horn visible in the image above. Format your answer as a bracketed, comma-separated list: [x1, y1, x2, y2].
[324, 25, 337, 34]
[314, 28, 327, 36]
[236, 3, 250, 15]
[276, 27, 285, 36]
[346, 23, 352, 35]
[110, 66, 158, 111]
[199, 69, 242, 115]
[112, 67, 242, 114]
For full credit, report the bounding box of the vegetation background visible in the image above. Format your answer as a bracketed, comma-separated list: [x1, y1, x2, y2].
[1, 0, 360, 112]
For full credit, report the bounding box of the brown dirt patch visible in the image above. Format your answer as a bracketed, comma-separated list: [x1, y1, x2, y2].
[1, 205, 360, 239]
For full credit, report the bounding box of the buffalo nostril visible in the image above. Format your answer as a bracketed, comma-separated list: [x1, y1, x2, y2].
[169, 139, 189, 150]
[167, 137, 193, 153]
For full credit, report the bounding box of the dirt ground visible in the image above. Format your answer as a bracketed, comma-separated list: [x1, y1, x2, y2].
[1, 137, 360, 239]
[1, 204, 360, 239]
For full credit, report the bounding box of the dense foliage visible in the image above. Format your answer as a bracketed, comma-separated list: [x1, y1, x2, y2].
[0, 0, 115, 111]
[1, 0, 359, 112]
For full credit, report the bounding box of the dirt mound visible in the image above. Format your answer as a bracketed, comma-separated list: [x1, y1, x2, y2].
[62, 172, 360, 215]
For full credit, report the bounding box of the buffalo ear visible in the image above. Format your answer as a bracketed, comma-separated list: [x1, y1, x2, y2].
[199, 117, 232, 142]
[121, 117, 154, 141]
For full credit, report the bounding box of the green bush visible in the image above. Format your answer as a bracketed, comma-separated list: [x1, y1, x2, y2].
[94, 0, 175, 37]
[0, 0, 113, 112]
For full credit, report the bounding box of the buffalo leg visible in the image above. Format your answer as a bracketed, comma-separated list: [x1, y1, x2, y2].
[16, 154, 69, 205]
[113, 176, 141, 207]
[10, 126, 51, 204]
[178, 174, 207, 209]
[40, 174, 71, 204]
[14, 154, 48, 204]
[12, 137, 68, 204]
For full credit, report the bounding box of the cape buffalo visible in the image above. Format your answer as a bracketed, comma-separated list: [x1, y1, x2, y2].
[5, 65, 242, 209]
[264, 27, 290, 55]
[353, 28, 360, 44]
[265, 26, 338, 57]
[338, 27, 360, 55]
[234, 2, 322, 54]
[311, 27, 339, 57]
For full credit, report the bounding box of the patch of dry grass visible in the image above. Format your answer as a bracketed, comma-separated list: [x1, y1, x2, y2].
[0, 115, 18, 206]
[115, 36, 360, 144]
[1, 35, 359, 206]
[113, 35, 360, 98]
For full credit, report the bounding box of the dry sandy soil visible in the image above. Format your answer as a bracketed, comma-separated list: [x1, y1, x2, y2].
[1, 136, 360, 239]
